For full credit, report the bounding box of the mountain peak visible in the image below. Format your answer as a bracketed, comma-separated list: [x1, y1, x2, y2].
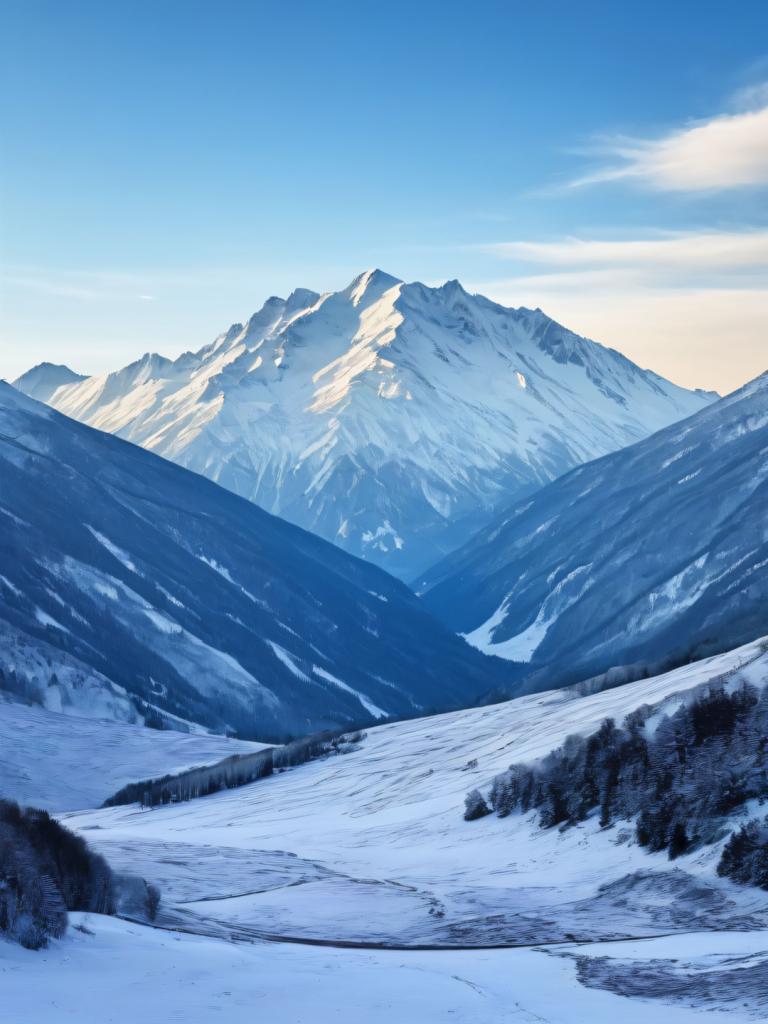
[439, 278, 468, 296]
[13, 362, 86, 404]
[239, 289, 321, 343]
[285, 287, 320, 313]
[345, 268, 402, 307]
[26, 270, 716, 580]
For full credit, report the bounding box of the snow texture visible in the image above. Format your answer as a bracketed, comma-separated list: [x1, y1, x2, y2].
[2, 638, 767, 1020]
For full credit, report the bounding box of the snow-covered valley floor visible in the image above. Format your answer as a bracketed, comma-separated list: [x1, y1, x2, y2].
[3, 638, 768, 1021]
[4, 913, 766, 1024]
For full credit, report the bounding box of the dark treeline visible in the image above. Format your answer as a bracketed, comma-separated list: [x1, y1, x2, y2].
[466, 681, 768, 886]
[0, 663, 49, 707]
[718, 816, 768, 889]
[104, 729, 366, 808]
[0, 798, 113, 948]
[0, 799, 162, 949]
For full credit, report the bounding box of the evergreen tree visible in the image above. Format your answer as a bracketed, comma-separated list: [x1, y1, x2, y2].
[464, 789, 491, 821]
[466, 680, 768, 887]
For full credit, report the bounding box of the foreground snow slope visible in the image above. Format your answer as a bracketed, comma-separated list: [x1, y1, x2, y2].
[15, 269, 714, 578]
[0, 383, 507, 738]
[0, 698, 264, 811]
[63, 638, 768, 949]
[5, 639, 767, 1022]
[421, 370, 768, 692]
[3, 912, 760, 1024]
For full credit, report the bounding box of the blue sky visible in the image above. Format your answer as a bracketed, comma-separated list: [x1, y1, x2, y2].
[2, 0, 767, 391]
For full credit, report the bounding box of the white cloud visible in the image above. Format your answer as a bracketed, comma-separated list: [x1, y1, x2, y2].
[488, 230, 768, 272]
[570, 102, 768, 192]
[730, 80, 768, 113]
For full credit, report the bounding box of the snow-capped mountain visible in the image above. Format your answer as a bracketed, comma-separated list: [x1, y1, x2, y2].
[15, 270, 715, 579]
[13, 361, 86, 402]
[0, 383, 508, 739]
[419, 371, 768, 693]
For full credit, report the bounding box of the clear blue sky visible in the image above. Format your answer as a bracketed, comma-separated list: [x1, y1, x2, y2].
[2, 0, 767, 391]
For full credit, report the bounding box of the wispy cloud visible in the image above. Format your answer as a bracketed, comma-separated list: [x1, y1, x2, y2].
[485, 230, 768, 276]
[569, 99, 768, 192]
[0, 268, 162, 303]
[729, 79, 768, 114]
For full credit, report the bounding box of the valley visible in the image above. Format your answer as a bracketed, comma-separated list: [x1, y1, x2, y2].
[0, 381, 506, 738]
[3, 9, 767, 1020]
[4, 639, 768, 1020]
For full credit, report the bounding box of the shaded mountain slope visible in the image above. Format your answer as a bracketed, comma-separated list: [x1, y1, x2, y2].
[0, 383, 508, 738]
[419, 372, 768, 693]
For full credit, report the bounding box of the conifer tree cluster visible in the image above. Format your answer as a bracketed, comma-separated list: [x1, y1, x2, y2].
[0, 799, 114, 948]
[0, 798, 161, 948]
[469, 681, 768, 884]
[105, 729, 366, 808]
[718, 816, 768, 888]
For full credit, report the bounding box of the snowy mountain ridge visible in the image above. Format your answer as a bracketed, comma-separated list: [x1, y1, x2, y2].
[421, 370, 768, 691]
[13, 361, 86, 402]
[14, 269, 715, 578]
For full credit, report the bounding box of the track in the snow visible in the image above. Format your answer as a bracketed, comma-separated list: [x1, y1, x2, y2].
[131, 906, 740, 954]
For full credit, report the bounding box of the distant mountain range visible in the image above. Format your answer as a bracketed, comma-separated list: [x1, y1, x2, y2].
[419, 371, 768, 693]
[0, 383, 508, 740]
[14, 269, 715, 579]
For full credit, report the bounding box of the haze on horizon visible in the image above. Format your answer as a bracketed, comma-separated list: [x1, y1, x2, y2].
[1, 0, 767, 395]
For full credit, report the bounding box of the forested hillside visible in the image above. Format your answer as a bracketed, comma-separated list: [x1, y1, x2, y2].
[470, 661, 768, 888]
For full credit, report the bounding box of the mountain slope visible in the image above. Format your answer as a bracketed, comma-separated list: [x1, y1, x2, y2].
[15, 270, 715, 578]
[0, 383, 508, 738]
[419, 371, 768, 692]
[5, 636, 767, 1020]
[62, 636, 768, 951]
[0, 697, 265, 811]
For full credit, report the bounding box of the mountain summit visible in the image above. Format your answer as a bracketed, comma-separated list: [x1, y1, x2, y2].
[12, 362, 86, 403]
[15, 270, 716, 578]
